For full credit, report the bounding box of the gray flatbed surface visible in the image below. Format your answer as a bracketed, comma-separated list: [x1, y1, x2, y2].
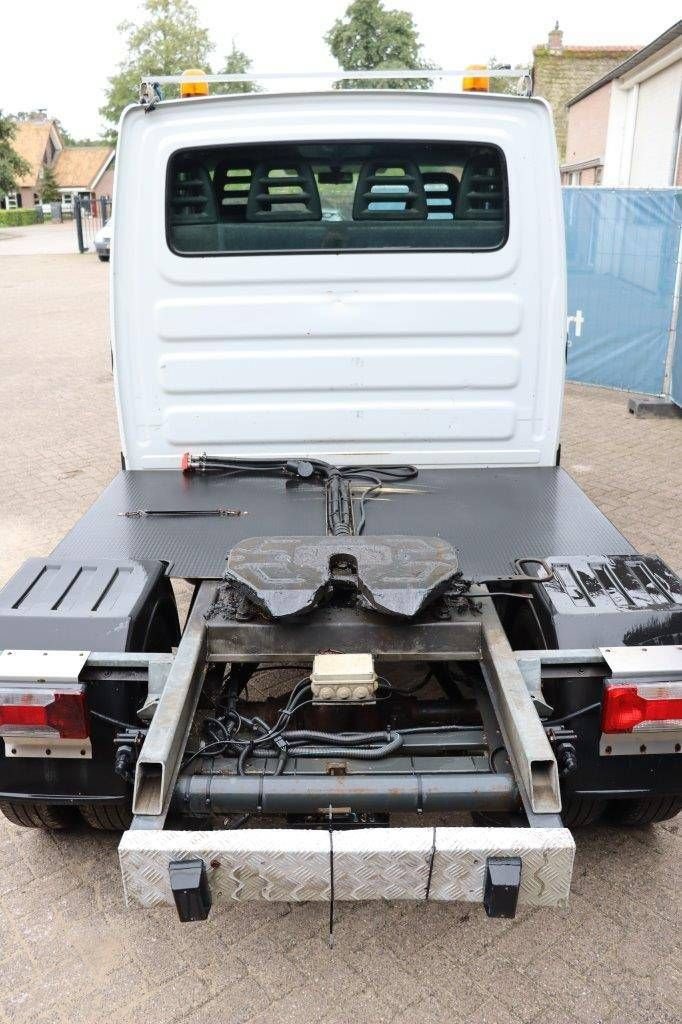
[51, 467, 635, 580]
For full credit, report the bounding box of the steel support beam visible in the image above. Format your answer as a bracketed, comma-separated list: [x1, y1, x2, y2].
[479, 591, 561, 816]
[206, 606, 482, 662]
[132, 583, 216, 825]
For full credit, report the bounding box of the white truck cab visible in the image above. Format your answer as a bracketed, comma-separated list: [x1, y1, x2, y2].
[113, 88, 565, 469]
[2, 75, 681, 926]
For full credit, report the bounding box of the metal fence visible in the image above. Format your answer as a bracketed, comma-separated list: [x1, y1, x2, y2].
[564, 187, 682, 405]
[74, 195, 112, 254]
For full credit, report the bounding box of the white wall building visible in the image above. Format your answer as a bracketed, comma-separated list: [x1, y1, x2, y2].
[563, 22, 682, 187]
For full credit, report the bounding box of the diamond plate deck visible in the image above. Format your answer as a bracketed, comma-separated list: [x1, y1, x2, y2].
[53, 468, 634, 581]
[119, 825, 574, 908]
[430, 826, 575, 907]
[333, 827, 433, 900]
[120, 829, 331, 905]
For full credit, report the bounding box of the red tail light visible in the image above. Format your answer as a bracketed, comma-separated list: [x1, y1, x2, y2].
[0, 684, 89, 740]
[602, 682, 682, 734]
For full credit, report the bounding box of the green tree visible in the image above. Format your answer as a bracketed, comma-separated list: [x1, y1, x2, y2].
[325, 0, 435, 89]
[0, 111, 30, 199]
[100, 0, 212, 140]
[213, 41, 261, 95]
[40, 164, 60, 203]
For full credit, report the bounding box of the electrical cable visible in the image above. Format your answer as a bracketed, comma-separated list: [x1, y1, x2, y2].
[473, 590, 551, 650]
[546, 702, 601, 725]
[90, 710, 145, 731]
[182, 454, 417, 534]
[288, 735, 404, 759]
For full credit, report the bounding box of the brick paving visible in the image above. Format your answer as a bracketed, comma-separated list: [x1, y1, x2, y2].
[0, 254, 680, 1024]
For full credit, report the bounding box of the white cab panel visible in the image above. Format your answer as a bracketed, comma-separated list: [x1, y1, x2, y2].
[112, 91, 566, 468]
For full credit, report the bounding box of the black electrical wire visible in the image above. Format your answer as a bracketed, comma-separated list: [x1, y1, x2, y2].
[282, 729, 397, 745]
[473, 590, 551, 650]
[239, 664, 311, 676]
[289, 735, 404, 759]
[182, 668, 491, 777]
[90, 710, 145, 731]
[183, 454, 417, 534]
[398, 723, 484, 734]
[181, 681, 312, 771]
[546, 702, 601, 725]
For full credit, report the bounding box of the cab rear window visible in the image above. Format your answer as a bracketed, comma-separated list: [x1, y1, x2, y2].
[167, 141, 507, 256]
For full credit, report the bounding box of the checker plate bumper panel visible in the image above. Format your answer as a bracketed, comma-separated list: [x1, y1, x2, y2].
[119, 826, 574, 908]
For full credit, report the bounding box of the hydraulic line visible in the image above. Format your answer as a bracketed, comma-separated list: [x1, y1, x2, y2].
[181, 453, 418, 535]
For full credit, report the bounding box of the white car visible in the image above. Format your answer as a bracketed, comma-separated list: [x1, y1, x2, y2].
[94, 217, 112, 261]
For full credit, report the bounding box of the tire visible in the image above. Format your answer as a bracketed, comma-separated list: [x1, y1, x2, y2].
[80, 804, 132, 830]
[605, 795, 682, 827]
[561, 796, 605, 828]
[473, 798, 605, 829]
[97, 253, 109, 262]
[471, 811, 513, 827]
[0, 801, 77, 830]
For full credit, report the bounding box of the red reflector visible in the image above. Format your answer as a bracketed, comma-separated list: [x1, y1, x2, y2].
[602, 683, 682, 734]
[0, 687, 89, 740]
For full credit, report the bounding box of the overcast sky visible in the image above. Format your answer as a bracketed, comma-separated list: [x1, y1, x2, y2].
[1, 1, 678, 138]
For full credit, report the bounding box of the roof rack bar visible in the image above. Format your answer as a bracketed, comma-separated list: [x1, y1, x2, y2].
[141, 68, 529, 86]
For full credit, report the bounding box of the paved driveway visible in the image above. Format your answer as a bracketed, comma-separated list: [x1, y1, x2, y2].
[0, 254, 680, 1024]
[0, 221, 80, 256]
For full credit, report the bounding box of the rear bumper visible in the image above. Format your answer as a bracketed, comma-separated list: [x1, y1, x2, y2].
[119, 825, 574, 908]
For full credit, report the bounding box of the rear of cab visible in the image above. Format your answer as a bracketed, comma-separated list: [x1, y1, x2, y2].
[111, 89, 566, 471]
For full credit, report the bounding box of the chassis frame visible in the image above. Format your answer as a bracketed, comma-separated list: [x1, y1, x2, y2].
[112, 582, 594, 917]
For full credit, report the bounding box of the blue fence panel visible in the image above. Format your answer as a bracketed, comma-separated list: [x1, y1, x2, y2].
[672, 279, 682, 408]
[563, 188, 682, 397]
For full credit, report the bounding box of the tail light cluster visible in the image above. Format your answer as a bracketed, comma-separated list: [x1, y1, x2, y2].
[0, 650, 93, 759]
[601, 681, 682, 735]
[0, 682, 89, 740]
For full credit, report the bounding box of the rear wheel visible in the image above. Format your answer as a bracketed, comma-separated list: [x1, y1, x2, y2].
[560, 796, 605, 828]
[80, 804, 132, 830]
[605, 795, 682, 827]
[0, 801, 78, 830]
[472, 796, 606, 829]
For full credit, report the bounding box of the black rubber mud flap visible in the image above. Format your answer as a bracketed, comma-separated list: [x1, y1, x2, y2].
[169, 859, 212, 922]
[483, 856, 522, 918]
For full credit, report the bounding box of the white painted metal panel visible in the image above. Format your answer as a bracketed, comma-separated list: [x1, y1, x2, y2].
[0, 649, 89, 682]
[600, 644, 682, 679]
[112, 91, 566, 468]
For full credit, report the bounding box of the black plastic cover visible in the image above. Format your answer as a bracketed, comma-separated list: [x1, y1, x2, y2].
[484, 856, 522, 918]
[0, 557, 173, 652]
[169, 859, 212, 922]
[533, 555, 682, 649]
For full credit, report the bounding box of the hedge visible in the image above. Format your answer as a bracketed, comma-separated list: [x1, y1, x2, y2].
[0, 208, 39, 227]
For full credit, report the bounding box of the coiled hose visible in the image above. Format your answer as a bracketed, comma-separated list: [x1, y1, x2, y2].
[282, 729, 396, 745]
[287, 734, 404, 759]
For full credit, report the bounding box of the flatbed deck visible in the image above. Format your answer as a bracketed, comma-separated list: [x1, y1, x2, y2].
[52, 467, 634, 580]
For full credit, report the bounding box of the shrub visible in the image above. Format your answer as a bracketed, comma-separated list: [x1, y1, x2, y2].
[0, 208, 39, 227]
